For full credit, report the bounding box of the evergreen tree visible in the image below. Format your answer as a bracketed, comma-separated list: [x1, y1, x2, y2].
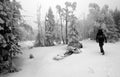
[88, 3, 119, 42]
[68, 20, 79, 42]
[101, 5, 119, 42]
[45, 7, 55, 46]
[68, 19, 83, 48]
[0, 0, 22, 73]
[112, 8, 120, 34]
[34, 6, 45, 47]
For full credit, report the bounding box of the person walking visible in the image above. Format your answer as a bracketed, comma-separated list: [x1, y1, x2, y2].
[96, 29, 107, 55]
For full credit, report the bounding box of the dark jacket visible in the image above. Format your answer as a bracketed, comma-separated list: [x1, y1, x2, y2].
[96, 29, 107, 43]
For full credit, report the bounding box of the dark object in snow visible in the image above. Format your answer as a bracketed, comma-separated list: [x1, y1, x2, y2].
[68, 41, 83, 48]
[9, 61, 21, 73]
[53, 47, 82, 61]
[9, 67, 20, 73]
[64, 50, 74, 56]
[96, 29, 107, 55]
[67, 46, 81, 54]
[29, 54, 34, 59]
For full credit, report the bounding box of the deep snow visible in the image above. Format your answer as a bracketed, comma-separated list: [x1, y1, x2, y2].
[2, 40, 120, 77]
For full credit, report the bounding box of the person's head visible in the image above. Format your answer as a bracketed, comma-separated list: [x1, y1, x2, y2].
[98, 28, 103, 34]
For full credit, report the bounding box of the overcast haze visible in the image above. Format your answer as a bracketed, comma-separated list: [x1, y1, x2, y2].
[17, 0, 120, 29]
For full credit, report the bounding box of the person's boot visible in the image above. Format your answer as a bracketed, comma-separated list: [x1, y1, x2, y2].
[102, 52, 104, 55]
[101, 50, 105, 55]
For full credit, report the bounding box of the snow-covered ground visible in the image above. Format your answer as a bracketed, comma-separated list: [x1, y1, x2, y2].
[19, 41, 35, 49]
[3, 39, 120, 77]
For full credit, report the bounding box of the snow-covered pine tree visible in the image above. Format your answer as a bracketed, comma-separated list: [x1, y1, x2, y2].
[45, 7, 55, 46]
[111, 8, 120, 38]
[34, 6, 45, 47]
[68, 20, 83, 49]
[0, 0, 22, 73]
[101, 5, 119, 42]
[88, 3, 119, 42]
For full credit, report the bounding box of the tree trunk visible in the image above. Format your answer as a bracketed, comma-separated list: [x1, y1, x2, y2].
[66, 16, 68, 44]
[60, 18, 65, 44]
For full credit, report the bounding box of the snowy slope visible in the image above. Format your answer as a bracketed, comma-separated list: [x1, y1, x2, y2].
[4, 40, 120, 77]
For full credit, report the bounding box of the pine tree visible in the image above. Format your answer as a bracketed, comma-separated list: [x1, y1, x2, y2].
[112, 8, 120, 34]
[88, 3, 119, 42]
[68, 20, 78, 42]
[0, 0, 22, 73]
[68, 20, 83, 48]
[34, 6, 45, 47]
[45, 7, 55, 46]
[101, 5, 119, 42]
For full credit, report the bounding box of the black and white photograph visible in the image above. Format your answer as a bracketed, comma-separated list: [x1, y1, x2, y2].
[0, 0, 120, 77]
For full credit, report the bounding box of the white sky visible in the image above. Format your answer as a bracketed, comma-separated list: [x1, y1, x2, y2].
[17, 0, 120, 29]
